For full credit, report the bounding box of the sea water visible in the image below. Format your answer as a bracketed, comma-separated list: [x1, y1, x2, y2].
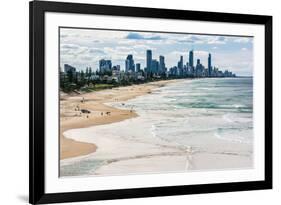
[114, 78, 252, 148]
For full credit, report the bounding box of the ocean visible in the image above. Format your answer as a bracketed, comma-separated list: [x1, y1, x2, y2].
[114, 77, 252, 146]
[61, 78, 253, 176]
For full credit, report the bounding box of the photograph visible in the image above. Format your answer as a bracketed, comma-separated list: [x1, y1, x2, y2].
[59, 27, 254, 177]
[29, 1, 272, 203]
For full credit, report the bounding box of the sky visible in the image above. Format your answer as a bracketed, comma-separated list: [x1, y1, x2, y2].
[60, 28, 253, 76]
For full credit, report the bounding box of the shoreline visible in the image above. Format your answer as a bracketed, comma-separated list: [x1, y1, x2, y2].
[60, 78, 253, 176]
[60, 79, 182, 160]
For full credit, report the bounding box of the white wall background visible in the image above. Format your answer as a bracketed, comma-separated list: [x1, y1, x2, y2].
[0, 0, 279, 204]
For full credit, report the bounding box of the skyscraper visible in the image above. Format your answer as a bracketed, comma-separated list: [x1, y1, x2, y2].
[196, 59, 204, 77]
[208, 53, 212, 77]
[64, 64, 76, 73]
[159, 55, 165, 74]
[99, 59, 112, 73]
[177, 56, 184, 76]
[151, 59, 159, 74]
[136, 63, 141, 72]
[189, 50, 194, 68]
[146, 50, 152, 72]
[125, 54, 135, 72]
[178, 56, 183, 69]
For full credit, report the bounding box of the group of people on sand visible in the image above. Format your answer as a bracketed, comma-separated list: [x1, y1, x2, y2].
[73, 97, 112, 119]
[72, 96, 137, 120]
[100, 111, 111, 116]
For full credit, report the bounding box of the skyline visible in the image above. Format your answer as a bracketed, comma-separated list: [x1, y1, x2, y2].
[60, 28, 253, 76]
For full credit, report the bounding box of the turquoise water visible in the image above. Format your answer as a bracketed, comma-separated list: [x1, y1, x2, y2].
[60, 159, 104, 176]
[116, 78, 253, 148]
[170, 78, 253, 112]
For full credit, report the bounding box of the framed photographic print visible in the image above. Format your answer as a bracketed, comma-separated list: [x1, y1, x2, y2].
[29, 0, 272, 204]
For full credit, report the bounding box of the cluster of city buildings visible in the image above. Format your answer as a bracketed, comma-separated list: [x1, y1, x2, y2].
[62, 49, 236, 84]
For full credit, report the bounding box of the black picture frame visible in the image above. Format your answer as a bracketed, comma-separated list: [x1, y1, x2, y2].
[29, 0, 272, 204]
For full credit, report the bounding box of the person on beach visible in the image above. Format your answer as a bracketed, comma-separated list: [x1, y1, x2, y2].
[76, 105, 80, 111]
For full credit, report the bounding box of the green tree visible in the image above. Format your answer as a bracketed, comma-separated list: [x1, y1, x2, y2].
[66, 70, 74, 83]
[89, 67, 92, 76]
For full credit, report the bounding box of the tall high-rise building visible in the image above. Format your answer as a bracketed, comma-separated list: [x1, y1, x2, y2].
[99, 59, 112, 73]
[208, 53, 212, 77]
[189, 50, 194, 68]
[159, 55, 165, 74]
[177, 56, 184, 76]
[196, 59, 205, 77]
[125, 54, 135, 72]
[64, 64, 76, 73]
[178, 55, 183, 69]
[146, 50, 152, 72]
[151, 59, 159, 74]
[116, 65, 120, 71]
[112, 65, 120, 71]
[136, 63, 141, 72]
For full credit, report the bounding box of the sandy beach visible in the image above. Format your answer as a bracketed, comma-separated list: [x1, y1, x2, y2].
[60, 79, 180, 160]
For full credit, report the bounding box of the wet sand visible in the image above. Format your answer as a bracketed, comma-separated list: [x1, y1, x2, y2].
[60, 80, 179, 159]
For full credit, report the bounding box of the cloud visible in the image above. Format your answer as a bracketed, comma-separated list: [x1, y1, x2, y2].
[148, 36, 163, 40]
[207, 36, 226, 45]
[92, 40, 104, 43]
[175, 35, 226, 45]
[241, 47, 248, 51]
[171, 51, 187, 56]
[234, 38, 252, 43]
[61, 44, 79, 49]
[126, 33, 144, 39]
[133, 44, 155, 50]
[175, 35, 204, 44]
[126, 32, 164, 40]
[177, 39, 194, 43]
[194, 50, 209, 56]
[191, 36, 201, 41]
[89, 48, 106, 55]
